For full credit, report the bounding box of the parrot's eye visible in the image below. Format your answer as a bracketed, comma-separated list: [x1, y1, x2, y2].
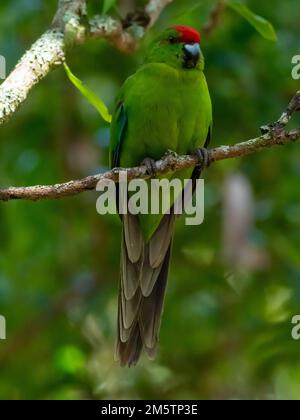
[168, 36, 178, 44]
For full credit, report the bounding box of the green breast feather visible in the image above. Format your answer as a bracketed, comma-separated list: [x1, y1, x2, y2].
[110, 62, 212, 240]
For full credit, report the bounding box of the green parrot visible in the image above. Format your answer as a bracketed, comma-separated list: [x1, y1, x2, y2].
[110, 25, 212, 367]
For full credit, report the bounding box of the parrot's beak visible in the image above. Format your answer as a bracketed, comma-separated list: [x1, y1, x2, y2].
[183, 43, 201, 69]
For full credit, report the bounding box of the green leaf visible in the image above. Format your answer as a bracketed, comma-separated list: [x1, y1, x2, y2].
[64, 63, 112, 124]
[228, 1, 277, 41]
[102, 0, 116, 15]
[55, 346, 85, 375]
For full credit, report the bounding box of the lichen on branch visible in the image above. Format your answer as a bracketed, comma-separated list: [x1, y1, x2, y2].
[0, 0, 173, 125]
[0, 91, 299, 202]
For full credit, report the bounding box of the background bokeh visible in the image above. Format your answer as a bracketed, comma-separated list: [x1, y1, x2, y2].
[0, 0, 300, 400]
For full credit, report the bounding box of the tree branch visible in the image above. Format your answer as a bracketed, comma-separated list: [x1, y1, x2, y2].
[0, 0, 173, 125]
[1, 91, 299, 202]
[145, 0, 174, 28]
[203, 1, 226, 36]
[0, 30, 65, 125]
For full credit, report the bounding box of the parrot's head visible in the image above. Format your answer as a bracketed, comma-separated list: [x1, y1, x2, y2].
[145, 25, 204, 71]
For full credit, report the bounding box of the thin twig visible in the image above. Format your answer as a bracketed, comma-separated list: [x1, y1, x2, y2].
[203, 1, 226, 36]
[145, 0, 173, 28]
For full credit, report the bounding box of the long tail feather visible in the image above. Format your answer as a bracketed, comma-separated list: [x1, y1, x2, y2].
[116, 213, 174, 367]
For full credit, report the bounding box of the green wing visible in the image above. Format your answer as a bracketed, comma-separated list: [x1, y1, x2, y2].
[110, 100, 128, 169]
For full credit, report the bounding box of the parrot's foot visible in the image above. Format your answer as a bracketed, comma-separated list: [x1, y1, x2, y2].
[142, 157, 157, 177]
[194, 148, 212, 170]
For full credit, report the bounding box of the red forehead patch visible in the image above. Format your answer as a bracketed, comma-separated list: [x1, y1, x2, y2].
[173, 25, 201, 44]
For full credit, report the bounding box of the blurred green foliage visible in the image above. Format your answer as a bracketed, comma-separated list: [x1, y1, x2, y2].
[0, 0, 300, 400]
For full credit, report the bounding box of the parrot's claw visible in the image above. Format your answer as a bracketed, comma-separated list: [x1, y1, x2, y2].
[194, 148, 211, 170]
[142, 157, 157, 177]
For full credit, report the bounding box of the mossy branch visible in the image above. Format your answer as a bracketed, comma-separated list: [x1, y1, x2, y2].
[0, 0, 173, 125]
[0, 91, 299, 202]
